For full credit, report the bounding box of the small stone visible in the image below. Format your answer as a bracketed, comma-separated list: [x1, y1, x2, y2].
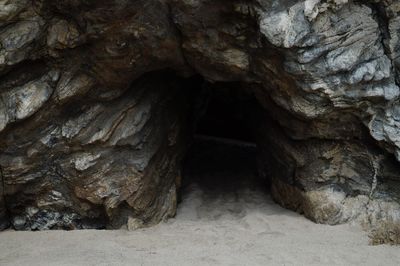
[127, 217, 144, 231]
[13, 216, 27, 230]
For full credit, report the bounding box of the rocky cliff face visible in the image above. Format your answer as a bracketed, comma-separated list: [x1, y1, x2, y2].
[0, 0, 400, 243]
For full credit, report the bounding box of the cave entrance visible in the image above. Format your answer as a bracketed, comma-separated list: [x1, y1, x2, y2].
[178, 81, 271, 220]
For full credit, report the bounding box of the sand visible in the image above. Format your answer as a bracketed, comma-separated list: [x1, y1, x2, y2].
[1, 139, 399, 266]
[2, 183, 400, 265]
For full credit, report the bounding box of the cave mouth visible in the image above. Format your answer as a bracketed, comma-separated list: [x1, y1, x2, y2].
[178, 80, 271, 219]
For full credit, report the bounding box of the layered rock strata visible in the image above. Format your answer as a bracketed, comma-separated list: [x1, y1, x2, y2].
[0, 0, 399, 243]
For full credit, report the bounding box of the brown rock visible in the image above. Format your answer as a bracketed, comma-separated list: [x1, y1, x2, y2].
[0, 0, 399, 244]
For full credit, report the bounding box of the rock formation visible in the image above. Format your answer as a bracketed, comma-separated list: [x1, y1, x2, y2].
[0, 0, 400, 244]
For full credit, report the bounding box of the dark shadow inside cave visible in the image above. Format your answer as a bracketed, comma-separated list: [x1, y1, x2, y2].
[178, 82, 271, 218]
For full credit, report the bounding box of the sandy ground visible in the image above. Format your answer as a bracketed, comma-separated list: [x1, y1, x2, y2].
[1, 139, 399, 266]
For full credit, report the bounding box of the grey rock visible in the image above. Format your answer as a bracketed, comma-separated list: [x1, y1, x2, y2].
[0, 0, 399, 244]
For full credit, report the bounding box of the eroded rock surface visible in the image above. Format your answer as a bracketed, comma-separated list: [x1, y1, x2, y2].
[0, 0, 399, 243]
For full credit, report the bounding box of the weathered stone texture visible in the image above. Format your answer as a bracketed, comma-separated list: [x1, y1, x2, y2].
[0, 0, 399, 243]
[1, 72, 195, 230]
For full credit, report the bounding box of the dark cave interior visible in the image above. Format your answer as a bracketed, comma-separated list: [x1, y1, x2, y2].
[180, 80, 270, 204]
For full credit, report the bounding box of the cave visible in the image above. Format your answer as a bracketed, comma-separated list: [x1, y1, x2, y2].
[1, 0, 400, 246]
[180, 81, 268, 218]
